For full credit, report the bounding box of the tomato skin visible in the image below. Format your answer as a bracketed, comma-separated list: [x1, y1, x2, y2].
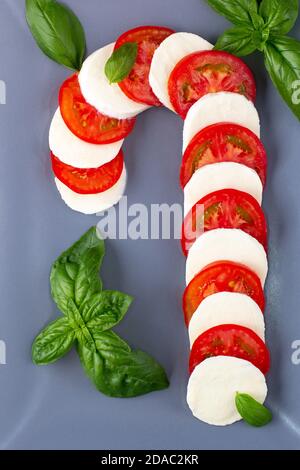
[183, 261, 265, 326]
[59, 74, 136, 144]
[168, 50, 256, 118]
[181, 189, 268, 256]
[189, 324, 270, 375]
[51, 150, 124, 194]
[115, 26, 174, 106]
[180, 123, 267, 188]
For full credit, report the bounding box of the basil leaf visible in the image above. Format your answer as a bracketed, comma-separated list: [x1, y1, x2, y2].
[66, 298, 88, 331]
[25, 0, 86, 70]
[235, 393, 272, 427]
[205, 0, 259, 26]
[105, 43, 138, 83]
[50, 227, 104, 314]
[32, 317, 75, 365]
[82, 291, 133, 331]
[264, 36, 300, 121]
[259, 0, 299, 35]
[215, 27, 257, 56]
[249, 9, 265, 31]
[73, 234, 105, 308]
[77, 330, 169, 397]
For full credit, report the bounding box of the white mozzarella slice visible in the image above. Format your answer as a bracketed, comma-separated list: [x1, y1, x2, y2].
[187, 356, 267, 426]
[184, 162, 263, 215]
[149, 32, 213, 111]
[183, 92, 260, 152]
[49, 108, 123, 169]
[186, 229, 268, 286]
[188, 292, 265, 347]
[78, 43, 149, 119]
[55, 166, 127, 215]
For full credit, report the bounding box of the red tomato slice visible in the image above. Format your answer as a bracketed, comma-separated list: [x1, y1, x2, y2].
[182, 189, 267, 256]
[51, 150, 124, 194]
[169, 50, 256, 118]
[183, 261, 265, 326]
[180, 123, 267, 188]
[189, 324, 270, 374]
[115, 26, 174, 106]
[59, 74, 136, 144]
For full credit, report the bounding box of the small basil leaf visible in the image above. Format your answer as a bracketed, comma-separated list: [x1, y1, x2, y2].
[206, 0, 258, 26]
[32, 317, 75, 365]
[82, 291, 133, 331]
[264, 36, 300, 121]
[66, 298, 86, 331]
[251, 28, 270, 52]
[214, 27, 257, 56]
[235, 393, 272, 427]
[105, 42, 138, 83]
[259, 0, 299, 35]
[50, 227, 104, 314]
[249, 10, 265, 31]
[77, 330, 169, 397]
[26, 0, 86, 70]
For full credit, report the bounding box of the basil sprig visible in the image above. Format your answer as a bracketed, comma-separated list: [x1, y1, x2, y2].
[25, 0, 86, 70]
[32, 227, 169, 398]
[206, 0, 300, 121]
[235, 393, 273, 427]
[105, 43, 138, 83]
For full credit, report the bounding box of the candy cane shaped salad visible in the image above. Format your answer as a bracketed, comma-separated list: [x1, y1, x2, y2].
[25, 0, 300, 428]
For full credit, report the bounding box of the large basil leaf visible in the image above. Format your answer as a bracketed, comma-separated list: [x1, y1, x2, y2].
[259, 0, 299, 35]
[32, 317, 75, 365]
[215, 26, 258, 56]
[264, 36, 300, 121]
[26, 0, 86, 70]
[81, 291, 133, 330]
[205, 0, 258, 26]
[50, 227, 105, 314]
[77, 330, 169, 397]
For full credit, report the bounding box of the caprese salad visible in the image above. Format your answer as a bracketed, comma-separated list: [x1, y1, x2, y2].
[27, 1, 272, 427]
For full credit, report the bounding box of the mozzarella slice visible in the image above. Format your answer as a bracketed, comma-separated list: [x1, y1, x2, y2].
[55, 166, 127, 214]
[184, 162, 263, 215]
[78, 43, 149, 119]
[183, 92, 260, 152]
[186, 229, 268, 286]
[49, 108, 123, 169]
[187, 356, 267, 426]
[149, 32, 213, 111]
[188, 292, 265, 347]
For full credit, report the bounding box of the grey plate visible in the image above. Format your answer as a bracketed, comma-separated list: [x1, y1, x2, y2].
[0, 0, 300, 450]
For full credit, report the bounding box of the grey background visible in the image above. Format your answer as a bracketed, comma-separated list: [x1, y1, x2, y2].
[0, 0, 300, 450]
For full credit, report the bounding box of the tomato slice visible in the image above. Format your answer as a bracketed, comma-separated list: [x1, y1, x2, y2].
[115, 26, 174, 106]
[59, 74, 136, 144]
[183, 261, 265, 326]
[169, 50, 256, 118]
[189, 324, 270, 374]
[51, 150, 124, 194]
[180, 123, 267, 188]
[182, 189, 267, 256]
